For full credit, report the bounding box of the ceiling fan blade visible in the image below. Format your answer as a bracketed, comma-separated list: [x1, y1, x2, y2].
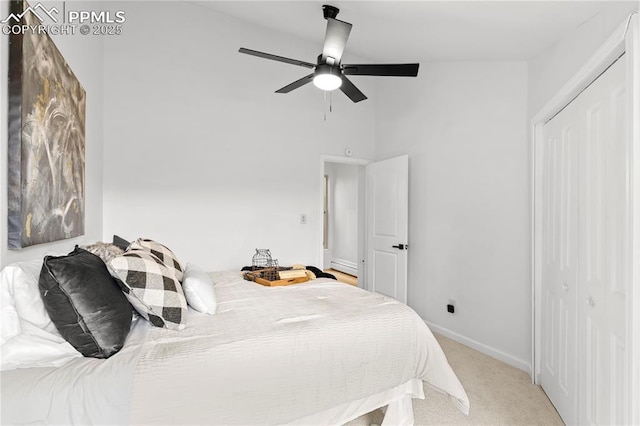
[342, 63, 420, 77]
[275, 74, 315, 93]
[322, 18, 352, 63]
[239, 48, 316, 69]
[340, 76, 367, 103]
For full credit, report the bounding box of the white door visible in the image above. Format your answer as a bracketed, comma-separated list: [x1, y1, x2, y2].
[540, 55, 629, 425]
[576, 55, 629, 426]
[366, 155, 408, 303]
[540, 86, 581, 425]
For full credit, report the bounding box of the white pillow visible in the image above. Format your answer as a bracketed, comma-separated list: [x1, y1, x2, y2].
[182, 263, 217, 315]
[0, 260, 81, 370]
[1, 265, 22, 345]
[1, 260, 56, 342]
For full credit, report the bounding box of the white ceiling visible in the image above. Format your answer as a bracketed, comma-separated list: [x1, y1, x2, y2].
[195, 1, 636, 62]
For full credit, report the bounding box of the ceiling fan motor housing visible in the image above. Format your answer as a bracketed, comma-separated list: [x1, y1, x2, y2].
[322, 5, 339, 20]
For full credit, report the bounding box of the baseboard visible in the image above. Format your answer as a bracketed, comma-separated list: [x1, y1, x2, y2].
[426, 321, 532, 376]
[330, 258, 358, 276]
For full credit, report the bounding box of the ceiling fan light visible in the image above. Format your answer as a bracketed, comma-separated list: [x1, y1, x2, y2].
[313, 63, 342, 91]
[313, 73, 342, 91]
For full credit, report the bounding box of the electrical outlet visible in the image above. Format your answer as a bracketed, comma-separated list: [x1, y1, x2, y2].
[447, 299, 455, 314]
[300, 214, 307, 224]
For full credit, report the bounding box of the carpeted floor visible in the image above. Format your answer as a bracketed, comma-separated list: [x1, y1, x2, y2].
[346, 334, 564, 425]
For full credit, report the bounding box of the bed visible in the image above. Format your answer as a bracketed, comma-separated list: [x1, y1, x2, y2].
[1, 259, 469, 425]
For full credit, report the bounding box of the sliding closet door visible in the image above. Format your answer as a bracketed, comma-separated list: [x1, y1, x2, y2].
[540, 55, 629, 425]
[540, 89, 580, 426]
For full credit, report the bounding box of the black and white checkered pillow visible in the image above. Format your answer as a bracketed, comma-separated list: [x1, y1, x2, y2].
[108, 250, 187, 330]
[129, 238, 183, 282]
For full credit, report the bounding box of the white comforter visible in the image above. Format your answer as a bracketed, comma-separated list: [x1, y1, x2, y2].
[1, 271, 469, 425]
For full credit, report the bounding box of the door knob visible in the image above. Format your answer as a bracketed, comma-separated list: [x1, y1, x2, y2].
[562, 283, 569, 291]
[392, 244, 407, 250]
[586, 297, 595, 307]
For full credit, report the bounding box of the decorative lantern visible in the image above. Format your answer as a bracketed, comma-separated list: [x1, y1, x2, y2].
[252, 248, 277, 269]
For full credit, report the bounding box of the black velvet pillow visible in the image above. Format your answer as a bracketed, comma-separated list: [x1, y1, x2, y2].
[112, 234, 130, 251]
[39, 246, 133, 358]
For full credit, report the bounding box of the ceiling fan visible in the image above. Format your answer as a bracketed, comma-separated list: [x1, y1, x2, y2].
[239, 4, 420, 103]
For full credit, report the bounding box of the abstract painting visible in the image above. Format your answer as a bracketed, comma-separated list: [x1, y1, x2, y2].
[7, 0, 86, 248]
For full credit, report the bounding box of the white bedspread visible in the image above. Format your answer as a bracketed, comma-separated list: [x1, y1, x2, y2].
[1, 315, 149, 425]
[1, 271, 469, 425]
[129, 272, 469, 424]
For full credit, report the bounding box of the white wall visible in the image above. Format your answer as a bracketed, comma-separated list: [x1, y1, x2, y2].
[325, 162, 359, 273]
[374, 62, 530, 370]
[0, 1, 104, 268]
[101, 2, 375, 271]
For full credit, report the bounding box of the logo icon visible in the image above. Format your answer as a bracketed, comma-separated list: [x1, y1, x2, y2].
[1, 3, 59, 24]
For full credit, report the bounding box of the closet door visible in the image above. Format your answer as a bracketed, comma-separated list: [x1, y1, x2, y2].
[577, 55, 629, 426]
[540, 91, 580, 426]
[540, 55, 629, 425]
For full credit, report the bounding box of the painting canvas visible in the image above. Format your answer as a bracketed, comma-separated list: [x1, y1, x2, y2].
[7, 0, 86, 248]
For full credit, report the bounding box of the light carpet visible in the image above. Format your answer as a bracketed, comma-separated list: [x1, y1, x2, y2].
[346, 334, 564, 425]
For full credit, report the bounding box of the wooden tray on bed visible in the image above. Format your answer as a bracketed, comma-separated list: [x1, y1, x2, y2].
[253, 276, 310, 286]
[243, 269, 310, 287]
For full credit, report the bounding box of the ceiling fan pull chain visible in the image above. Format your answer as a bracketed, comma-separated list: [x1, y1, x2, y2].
[323, 91, 327, 121]
[330, 91, 333, 113]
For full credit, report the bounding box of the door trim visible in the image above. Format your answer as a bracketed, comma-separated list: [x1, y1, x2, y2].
[530, 13, 639, 424]
[319, 155, 371, 287]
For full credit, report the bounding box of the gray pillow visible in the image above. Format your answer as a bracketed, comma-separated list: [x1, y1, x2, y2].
[39, 247, 133, 358]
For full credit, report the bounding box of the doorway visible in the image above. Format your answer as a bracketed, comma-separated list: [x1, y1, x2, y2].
[320, 156, 368, 287]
